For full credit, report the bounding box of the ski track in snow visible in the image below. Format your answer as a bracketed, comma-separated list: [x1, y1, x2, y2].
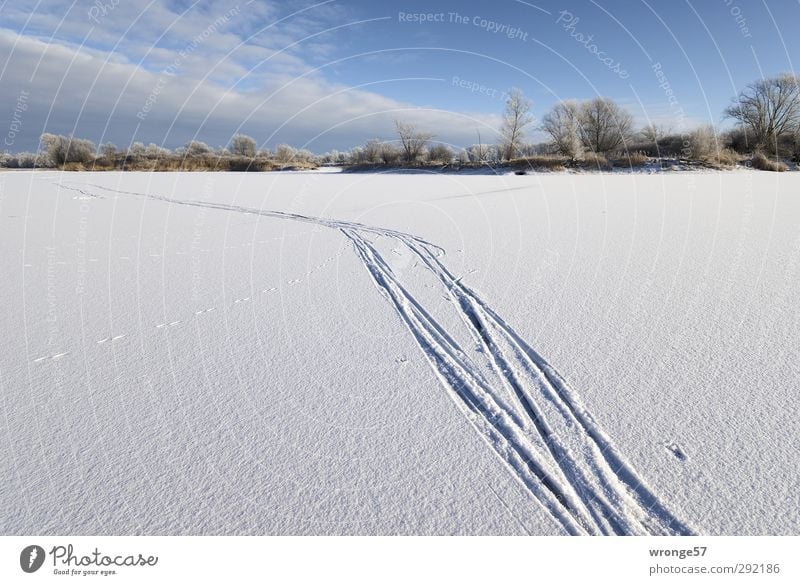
[54, 181, 694, 536]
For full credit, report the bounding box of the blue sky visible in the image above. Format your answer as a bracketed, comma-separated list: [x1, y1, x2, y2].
[1, 0, 798, 152]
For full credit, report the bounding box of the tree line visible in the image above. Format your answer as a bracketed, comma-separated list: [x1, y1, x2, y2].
[2, 73, 798, 172]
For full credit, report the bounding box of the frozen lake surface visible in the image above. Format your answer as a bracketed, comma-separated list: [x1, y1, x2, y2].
[1, 170, 798, 535]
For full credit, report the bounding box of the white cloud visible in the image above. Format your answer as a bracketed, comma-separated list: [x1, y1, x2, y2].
[0, 13, 500, 153]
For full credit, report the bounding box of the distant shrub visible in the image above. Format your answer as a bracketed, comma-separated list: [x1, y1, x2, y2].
[514, 154, 567, 171]
[723, 128, 752, 153]
[380, 144, 402, 165]
[0, 152, 40, 167]
[581, 151, 611, 170]
[185, 141, 212, 156]
[274, 144, 296, 164]
[708, 148, 742, 167]
[227, 157, 273, 172]
[686, 126, 717, 160]
[793, 132, 800, 162]
[613, 151, 649, 167]
[40, 133, 96, 166]
[128, 142, 146, 158]
[230, 134, 257, 158]
[427, 143, 454, 163]
[752, 151, 787, 171]
[358, 139, 383, 164]
[145, 143, 171, 158]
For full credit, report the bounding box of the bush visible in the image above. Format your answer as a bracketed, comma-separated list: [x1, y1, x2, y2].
[612, 151, 649, 167]
[230, 134, 257, 158]
[185, 141, 212, 156]
[380, 144, 402, 165]
[40, 133, 96, 166]
[227, 157, 273, 172]
[513, 154, 567, 171]
[686, 126, 717, 160]
[723, 128, 751, 153]
[581, 151, 611, 170]
[752, 151, 787, 171]
[427, 143, 454, 163]
[274, 144, 297, 164]
[708, 148, 742, 167]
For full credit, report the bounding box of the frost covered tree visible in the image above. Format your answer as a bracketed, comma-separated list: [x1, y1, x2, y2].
[361, 139, 384, 163]
[127, 142, 146, 159]
[185, 140, 212, 156]
[230, 133, 257, 157]
[100, 142, 117, 161]
[686, 125, 718, 160]
[427, 143, 453, 163]
[541, 101, 583, 159]
[274, 144, 296, 163]
[379, 144, 402, 165]
[40, 133, 96, 165]
[394, 120, 432, 163]
[579, 97, 634, 153]
[499, 88, 533, 160]
[724, 73, 800, 151]
[145, 143, 171, 157]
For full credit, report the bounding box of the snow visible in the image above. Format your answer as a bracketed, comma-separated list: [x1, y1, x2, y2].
[1, 169, 798, 535]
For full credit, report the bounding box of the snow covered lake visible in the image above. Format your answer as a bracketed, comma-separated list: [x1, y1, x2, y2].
[1, 170, 798, 535]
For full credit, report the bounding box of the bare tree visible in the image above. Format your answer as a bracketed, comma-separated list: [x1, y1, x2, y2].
[724, 73, 800, 152]
[230, 133, 257, 157]
[541, 101, 583, 160]
[499, 88, 533, 160]
[472, 130, 488, 162]
[580, 97, 634, 153]
[395, 120, 432, 163]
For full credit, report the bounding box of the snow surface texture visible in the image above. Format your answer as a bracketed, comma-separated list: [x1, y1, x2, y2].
[1, 170, 798, 535]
